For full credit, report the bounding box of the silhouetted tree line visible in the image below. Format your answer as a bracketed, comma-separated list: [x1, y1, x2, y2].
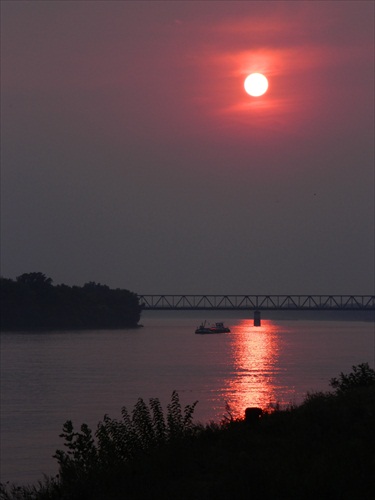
[0, 272, 142, 330]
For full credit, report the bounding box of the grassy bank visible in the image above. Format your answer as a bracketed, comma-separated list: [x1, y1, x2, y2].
[1, 364, 374, 500]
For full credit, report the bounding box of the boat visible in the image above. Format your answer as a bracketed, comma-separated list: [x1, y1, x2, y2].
[195, 321, 230, 334]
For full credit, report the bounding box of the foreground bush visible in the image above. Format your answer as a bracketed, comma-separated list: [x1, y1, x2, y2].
[1, 364, 375, 499]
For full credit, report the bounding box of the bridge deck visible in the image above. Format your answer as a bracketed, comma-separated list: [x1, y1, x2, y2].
[138, 295, 375, 311]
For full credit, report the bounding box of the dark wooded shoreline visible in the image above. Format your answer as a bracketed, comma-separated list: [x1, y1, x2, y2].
[1, 273, 142, 331]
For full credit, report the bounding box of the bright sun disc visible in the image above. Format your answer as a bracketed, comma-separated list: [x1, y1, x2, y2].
[244, 73, 268, 97]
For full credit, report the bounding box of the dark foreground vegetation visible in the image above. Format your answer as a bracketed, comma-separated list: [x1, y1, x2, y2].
[0, 273, 141, 330]
[1, 363, 375, 500]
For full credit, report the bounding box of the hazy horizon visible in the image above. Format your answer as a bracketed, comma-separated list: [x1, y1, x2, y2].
[1, 1, 374, 295]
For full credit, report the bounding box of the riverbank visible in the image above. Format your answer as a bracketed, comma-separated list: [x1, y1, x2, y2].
[1, 364, 374, 500]
[0, 274, 142, 330]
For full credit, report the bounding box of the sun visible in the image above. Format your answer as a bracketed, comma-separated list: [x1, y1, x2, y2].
[244, 73, 268, 97]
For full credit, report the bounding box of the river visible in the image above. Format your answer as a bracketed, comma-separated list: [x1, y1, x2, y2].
[0, 312, 373, 485]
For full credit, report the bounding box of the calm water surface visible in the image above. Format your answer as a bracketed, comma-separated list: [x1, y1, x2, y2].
[1, 313, 374, 485]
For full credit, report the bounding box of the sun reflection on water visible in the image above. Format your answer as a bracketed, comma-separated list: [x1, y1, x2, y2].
[222, 319, 281, 418]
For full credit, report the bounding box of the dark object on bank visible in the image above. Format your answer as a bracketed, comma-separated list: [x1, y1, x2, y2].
[245, 407, 263, 423]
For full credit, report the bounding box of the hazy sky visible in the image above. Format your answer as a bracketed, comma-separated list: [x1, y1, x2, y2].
[1, 1, 374, 295]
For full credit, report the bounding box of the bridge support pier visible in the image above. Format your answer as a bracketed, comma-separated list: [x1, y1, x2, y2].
[254, 310, 261, 327]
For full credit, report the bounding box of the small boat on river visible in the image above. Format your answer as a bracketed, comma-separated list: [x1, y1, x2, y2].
[195, 321, 230, 334]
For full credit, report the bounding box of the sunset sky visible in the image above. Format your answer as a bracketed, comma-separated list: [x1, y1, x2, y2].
[1, 0, 374, 294]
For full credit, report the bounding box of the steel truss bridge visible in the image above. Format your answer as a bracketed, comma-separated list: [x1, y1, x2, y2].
[138, 295, 375, 326]
[138, 295, 374, 325]
[138, 295, 375, 311]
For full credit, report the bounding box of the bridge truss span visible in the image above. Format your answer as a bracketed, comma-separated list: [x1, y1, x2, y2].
[137, 294, 375, 311]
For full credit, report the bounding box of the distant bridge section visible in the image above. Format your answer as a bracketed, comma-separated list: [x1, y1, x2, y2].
[138, 295, 375, 311]
[138, 295, 375, 325]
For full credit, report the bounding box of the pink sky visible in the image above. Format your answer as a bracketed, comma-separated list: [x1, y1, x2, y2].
[1, 1, 374, 294]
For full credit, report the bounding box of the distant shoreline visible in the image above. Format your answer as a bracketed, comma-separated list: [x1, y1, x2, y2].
[142, 309, 375, 322]
[1, 273, 142, 331]
[0, 324, 144, 333]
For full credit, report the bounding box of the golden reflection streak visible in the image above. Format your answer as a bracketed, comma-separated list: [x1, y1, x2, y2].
[223, 319, 280, 418]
